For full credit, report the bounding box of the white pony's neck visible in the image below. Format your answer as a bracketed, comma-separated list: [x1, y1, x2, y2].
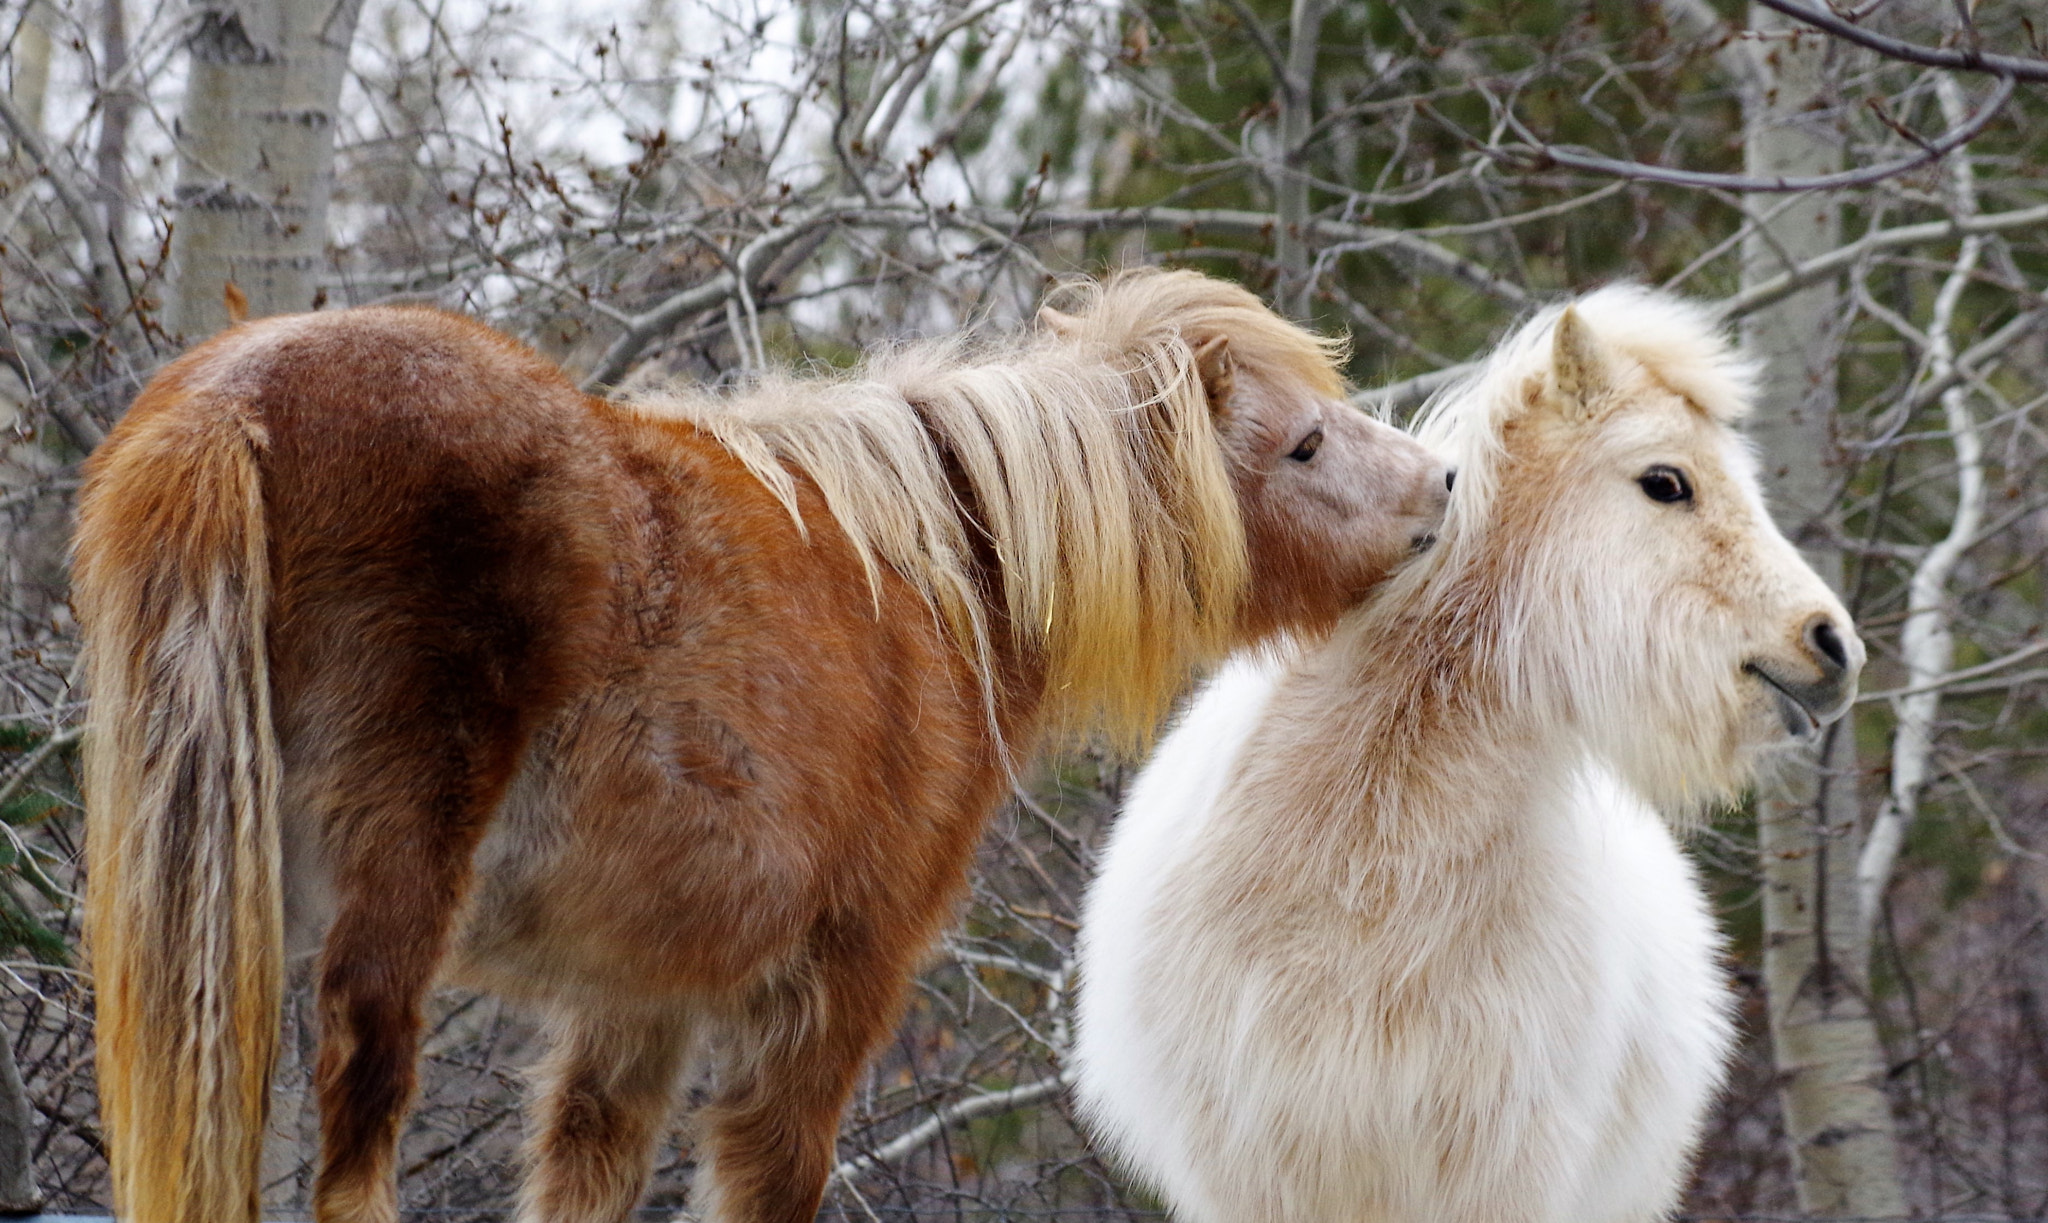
[1211, 370, 1707, 927]
[1214, 556, 1586, 924]
[1383, 562, 1577, 805]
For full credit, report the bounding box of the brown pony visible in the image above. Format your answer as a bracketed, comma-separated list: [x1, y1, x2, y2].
[74, 269, 1449, 1223]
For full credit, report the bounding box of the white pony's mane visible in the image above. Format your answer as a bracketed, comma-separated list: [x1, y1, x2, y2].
[628, 269, 1342, 745]
[1413, 284, 1757, 540]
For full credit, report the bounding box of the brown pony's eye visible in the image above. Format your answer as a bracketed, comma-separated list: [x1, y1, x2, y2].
[1638, 465, 1692, 504]
[1288, 429, 1324, 463]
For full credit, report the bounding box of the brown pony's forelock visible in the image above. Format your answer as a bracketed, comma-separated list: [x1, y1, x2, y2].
[1040, 268, 1350, 399]
[624, 268, 1337, 750]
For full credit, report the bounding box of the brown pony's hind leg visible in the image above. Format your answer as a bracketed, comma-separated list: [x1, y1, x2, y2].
[306, 753, 525, 1223]
[517, 1008, 694, 1223]
[698, 929, 914, 1223]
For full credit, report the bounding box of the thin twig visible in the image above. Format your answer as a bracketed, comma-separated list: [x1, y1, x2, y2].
[833, 1073, 1071, 1179]
[0, 727, 82, 817]
[1855, 640, 2048, 706]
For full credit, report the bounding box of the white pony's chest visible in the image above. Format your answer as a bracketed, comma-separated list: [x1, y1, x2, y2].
[1233, 774, 1727, 1220]
[1534, 768, 1735, 1219]
[1074, 659, 1734, 1223]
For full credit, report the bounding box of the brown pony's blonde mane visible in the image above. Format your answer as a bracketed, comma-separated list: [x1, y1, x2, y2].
[630, 269, 1338, 747]
[1039, 268, 1349, 399]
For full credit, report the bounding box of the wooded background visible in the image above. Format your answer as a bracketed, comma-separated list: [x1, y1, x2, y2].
[2, 0, 2046, 1217]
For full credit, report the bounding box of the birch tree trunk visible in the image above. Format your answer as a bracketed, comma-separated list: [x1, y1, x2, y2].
[94, 0, 134, 243]
[5, 2, 52, 138]
[1272, 0, 1328, 318]
[0, 0, 74, 1136]
[167, 0, 366, 340]
[1740, 8, 1908, 1216]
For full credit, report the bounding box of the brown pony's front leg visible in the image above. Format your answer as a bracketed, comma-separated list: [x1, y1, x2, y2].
[699, 924, 916, 1223]
[517, 1007, 694, 1223]
[307, 760, 521, 1223]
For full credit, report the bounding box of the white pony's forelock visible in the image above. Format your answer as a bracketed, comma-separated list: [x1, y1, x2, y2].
[1413, 284, 1757, 545]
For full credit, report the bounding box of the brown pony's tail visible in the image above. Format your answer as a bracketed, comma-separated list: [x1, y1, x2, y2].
[74, 392, 281, 1223]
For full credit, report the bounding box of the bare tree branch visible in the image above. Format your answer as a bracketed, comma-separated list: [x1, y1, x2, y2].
[0, 90, 134, 338]
[833, 1074, 1072, 1180]
[1854, 74, 1991, 951]
[1712, 201, 2048, 322]
[1353, 363, 1472, 416]
[1753, 0, 2048, 83]
[1493, 72, 2015, 194]
[1856, 639, 2048, 706]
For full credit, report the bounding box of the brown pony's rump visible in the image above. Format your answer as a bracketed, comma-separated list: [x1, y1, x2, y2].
[75, 270, 1448, 1223]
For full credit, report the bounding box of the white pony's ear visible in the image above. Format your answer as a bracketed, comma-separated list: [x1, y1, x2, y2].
[1038, 306, 1080, 337]
[1548, 306, 1615, 422]
[1192, 335, 1234, 414]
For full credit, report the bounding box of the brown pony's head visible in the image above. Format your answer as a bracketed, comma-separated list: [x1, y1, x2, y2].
[1040, 270, 1450, 648]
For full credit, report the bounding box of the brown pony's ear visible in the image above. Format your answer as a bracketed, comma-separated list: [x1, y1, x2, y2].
[1038, 306, 1080, 337]
[1548, 306, 1614, 423]
[1193, 335, 1234, 415]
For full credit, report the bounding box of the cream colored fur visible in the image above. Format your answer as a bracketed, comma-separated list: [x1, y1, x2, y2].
[1074, 286, 1864, 1223]
[74, 410, 283, 1223]
[633, 269, 1342, 745]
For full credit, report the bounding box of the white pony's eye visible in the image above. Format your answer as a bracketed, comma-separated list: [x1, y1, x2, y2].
[1638, 465, 1693, 505]
[1288, 429, 1324, 463]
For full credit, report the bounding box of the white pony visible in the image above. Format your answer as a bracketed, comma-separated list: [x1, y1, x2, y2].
[1073, 287, 1863, 1223]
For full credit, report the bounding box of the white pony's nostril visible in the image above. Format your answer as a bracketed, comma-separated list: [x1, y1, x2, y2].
[1445, 468, 1457, 492]
[1805, 615, 1849, 676]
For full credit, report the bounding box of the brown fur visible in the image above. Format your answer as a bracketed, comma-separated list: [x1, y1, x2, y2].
[75, 271, 1448, 1223]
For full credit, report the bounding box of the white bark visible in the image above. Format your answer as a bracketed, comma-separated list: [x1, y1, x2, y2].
[832, 1074, 1069, 1181]
[1852, 75, 1987, 955]
[167, 0, 366, 340]
[1740, 7, 1909, 1216]
[6, 0, 52, 139]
